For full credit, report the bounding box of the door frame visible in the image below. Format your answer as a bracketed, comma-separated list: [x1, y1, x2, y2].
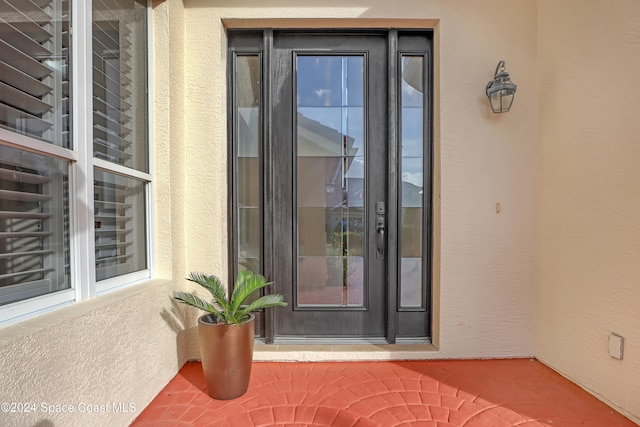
[227, 28, 434, 344]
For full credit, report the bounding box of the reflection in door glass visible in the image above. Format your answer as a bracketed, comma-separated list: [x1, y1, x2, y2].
[400, 56, 425, 308]
[296, 56, 365, 307]
[235, 56, 261, 275]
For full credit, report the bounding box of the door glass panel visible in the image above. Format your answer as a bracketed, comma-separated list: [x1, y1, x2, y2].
[235, 55, 261, 274]
[296, 55, 365, 307]
[399, 56, 424, 308]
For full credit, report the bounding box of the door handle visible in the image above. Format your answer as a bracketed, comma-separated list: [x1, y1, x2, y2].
[376, 216, 385, 260]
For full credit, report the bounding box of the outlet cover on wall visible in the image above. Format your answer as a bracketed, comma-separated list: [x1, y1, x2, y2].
[609, 333, 624, 360]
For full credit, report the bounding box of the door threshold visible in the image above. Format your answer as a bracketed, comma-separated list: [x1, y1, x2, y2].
[254, 340, 438, 362]
[271, 337, 391, 345]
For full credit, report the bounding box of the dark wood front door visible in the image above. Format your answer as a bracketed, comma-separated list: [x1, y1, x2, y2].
[271, 34, 388, 340]
[228, 30, 432, 343]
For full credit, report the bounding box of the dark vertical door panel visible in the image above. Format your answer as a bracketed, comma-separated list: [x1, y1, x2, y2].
[272, 33, 387, 339]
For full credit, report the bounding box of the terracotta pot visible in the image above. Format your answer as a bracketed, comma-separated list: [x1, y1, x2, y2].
[198, 313, 255, 400]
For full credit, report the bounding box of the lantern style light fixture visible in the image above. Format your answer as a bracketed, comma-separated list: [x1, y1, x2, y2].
[486, 60, 517, 113]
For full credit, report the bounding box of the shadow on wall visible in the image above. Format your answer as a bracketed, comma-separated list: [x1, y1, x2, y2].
[31, 420, 54, 427]
[161, 297, 197, 364]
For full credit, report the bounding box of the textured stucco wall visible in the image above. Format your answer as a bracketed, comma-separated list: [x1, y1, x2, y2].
[536, 0, 640, 423]
[0, 281, 182, 427]
[0, 1, 189, 426]
[183, 0, 539, 359]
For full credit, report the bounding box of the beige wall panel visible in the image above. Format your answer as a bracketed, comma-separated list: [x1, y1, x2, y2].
[537, 0, 640, 423]
[0, 281, 184, 427]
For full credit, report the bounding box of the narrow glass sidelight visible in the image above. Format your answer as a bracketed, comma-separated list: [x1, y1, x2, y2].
[234, 55, 261, 275]
[295, 55, 365, 307]
[399, 55, 425, 309]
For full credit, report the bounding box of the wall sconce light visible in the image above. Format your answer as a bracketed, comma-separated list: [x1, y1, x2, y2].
[486, 60, 517, 113]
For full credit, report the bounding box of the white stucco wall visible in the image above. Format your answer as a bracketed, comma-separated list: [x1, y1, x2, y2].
[183, 0, 539, 359]
[536, 0, 640, 423]
[0, 1, 189, 426]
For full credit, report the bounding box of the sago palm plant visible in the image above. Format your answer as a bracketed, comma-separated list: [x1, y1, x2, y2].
[175, 270, 287, 325]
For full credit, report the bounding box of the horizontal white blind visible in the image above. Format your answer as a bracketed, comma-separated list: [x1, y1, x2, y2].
[0, 0, 70, 148]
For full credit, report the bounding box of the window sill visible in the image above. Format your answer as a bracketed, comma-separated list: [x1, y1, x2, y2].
[0, 279, 172, 339]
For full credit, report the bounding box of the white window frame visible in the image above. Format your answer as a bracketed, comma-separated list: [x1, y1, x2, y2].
[0, 0, 154, 326]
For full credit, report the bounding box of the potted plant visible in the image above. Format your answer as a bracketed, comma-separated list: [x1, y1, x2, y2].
[175, 270, 287, 399]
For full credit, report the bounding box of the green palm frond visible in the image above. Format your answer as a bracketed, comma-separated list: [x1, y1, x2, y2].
[175, 291, 225, 320]
[236, 294, 288, 320]
[187, 272, 231, 320]
[229, 270, 273, 313]
[176, 270, 287, 325]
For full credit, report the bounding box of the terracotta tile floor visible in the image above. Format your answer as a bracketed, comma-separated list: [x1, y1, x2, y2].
[132, 359, 637, 426]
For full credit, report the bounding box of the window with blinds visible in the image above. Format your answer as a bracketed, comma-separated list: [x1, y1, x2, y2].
[0, 145, 69, 306]
[0, 0, 70, 148]
[92, 0, 147, 172]
[0, 0, 71, 307]
[0, 0, 150, 321]
[92, 0, 148, 281]
[94, 170, 146, 282]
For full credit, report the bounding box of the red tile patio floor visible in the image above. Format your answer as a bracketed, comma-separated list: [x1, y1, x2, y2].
[131, 359, 637, 427]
